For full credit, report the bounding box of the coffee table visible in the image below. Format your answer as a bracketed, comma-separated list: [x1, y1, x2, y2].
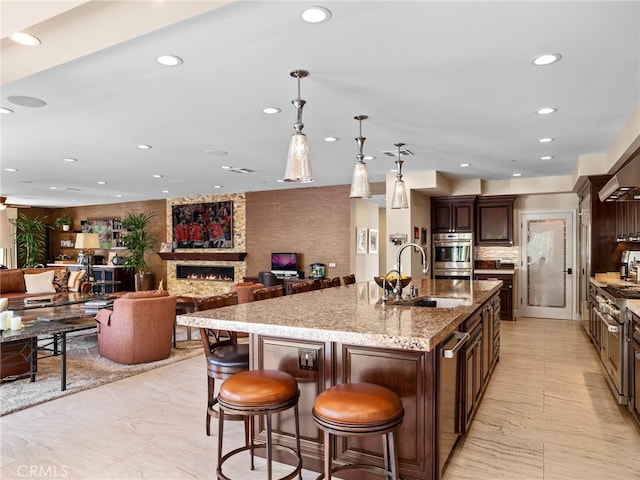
[2, 304, 99, 391]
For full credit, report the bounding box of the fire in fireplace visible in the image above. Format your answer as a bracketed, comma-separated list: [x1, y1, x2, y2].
[176, 265, 234, 282]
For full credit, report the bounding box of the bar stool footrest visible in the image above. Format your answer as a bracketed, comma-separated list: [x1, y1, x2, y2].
[217, 443, 302, 480]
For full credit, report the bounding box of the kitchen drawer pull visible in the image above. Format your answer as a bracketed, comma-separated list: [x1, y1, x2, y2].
[442, 331, 470, 358]
[595, 309, 620, 333]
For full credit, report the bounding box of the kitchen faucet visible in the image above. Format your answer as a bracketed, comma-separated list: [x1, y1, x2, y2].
[382, 242, 430, 302]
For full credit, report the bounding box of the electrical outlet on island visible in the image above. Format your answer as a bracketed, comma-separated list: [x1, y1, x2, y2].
[328, 262, 336, 268]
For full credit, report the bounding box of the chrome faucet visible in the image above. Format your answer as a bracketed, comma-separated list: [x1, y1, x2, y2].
[397, 242, 429, 279]
[381, 243, 430, 303]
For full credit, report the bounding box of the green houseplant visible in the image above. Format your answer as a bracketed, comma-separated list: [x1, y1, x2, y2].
[54, 213, 71, 231]
[121, 211, 156, 290]
[13, 212, 49, 268]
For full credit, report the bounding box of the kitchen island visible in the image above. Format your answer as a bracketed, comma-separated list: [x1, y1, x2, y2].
[178, 278, 502, 480]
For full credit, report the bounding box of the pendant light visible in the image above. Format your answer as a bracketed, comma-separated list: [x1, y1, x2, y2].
[283, 69, 313, 183]
[390, 142, 409, 209]
[349, 115, 372, 198]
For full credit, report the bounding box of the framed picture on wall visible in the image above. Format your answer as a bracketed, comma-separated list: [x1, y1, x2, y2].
[368, 229, 378, 253]
[171, 200, 233, 249]
[356, 227, 367, 254]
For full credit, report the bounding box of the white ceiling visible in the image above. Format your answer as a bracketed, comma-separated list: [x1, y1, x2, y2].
[1, 0, 639, 208]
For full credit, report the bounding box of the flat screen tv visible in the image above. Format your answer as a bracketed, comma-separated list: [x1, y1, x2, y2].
[271, 252, 298, 276]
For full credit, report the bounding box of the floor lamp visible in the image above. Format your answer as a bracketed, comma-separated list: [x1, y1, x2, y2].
[75, 233, 100, 281]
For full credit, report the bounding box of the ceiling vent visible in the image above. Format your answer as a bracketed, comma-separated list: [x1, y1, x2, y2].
[381, 148, 413, 157]
[221, 167, 255, 174]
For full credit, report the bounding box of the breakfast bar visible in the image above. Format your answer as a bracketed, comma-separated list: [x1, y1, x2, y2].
[178, 278, 502, 480]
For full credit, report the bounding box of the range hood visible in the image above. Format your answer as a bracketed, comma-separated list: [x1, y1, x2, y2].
[598, 156, 640, 202]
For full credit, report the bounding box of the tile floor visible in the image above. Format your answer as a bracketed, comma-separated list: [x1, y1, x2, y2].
[1, 317, 639, 479]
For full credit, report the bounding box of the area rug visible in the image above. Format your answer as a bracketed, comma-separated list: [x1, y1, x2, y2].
[0, 327, 202, 416]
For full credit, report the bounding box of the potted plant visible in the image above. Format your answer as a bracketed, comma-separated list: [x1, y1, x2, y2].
[121, 211, 156, 291]
[13, 212, 49, 268]
[54, 213, 71, 231]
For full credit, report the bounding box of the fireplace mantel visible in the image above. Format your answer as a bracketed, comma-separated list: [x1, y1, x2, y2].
[158, 252, 247, 262]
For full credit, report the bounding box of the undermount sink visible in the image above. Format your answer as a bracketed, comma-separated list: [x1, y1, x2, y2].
[391, 297, 466, 308]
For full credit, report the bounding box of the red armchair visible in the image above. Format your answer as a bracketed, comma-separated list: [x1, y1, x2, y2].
[95, 290, 177, 364]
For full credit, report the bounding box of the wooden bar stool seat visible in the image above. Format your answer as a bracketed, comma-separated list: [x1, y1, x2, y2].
[217, 369, 303, 480]
[312, 382, 404, 480]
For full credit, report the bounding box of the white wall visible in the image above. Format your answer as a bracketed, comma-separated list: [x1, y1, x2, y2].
[350, 198, 380, 283]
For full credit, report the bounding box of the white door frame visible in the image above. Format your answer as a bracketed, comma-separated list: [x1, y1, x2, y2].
[518, 209, 578, 320]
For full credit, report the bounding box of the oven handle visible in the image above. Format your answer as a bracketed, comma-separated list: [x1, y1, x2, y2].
[594, 309, 619, 333]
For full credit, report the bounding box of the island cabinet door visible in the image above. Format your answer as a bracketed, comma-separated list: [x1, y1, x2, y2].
[252, 335, 330, 456]
[335, 343, 436, 480]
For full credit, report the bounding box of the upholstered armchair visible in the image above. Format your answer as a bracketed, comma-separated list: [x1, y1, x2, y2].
[95, 290, 177, 364]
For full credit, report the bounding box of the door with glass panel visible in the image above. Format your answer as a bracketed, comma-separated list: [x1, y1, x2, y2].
[519, 211, 576, 320]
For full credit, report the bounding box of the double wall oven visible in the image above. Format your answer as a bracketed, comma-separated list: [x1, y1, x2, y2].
[432, 233, 473, 280]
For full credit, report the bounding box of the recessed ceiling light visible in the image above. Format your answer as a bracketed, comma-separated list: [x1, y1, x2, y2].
[460, 163, 471, 167]
[63, 158, 77, 162]
[323, 137, 339, 142]
[137, 144, 152, 149]
[0, 107, 14, 114]
[531, 53, 562, 66]
[97, 181, 107, 185]
[152, 174, 163, 178]
[364, 155, 375, 161]
[205, 150, 228, 156]
[538, 137, 555, 143]
[115, 194, 123, 198]
[10, 32, 41, 46]
[262, 107, 281, 114]
[513, 173, 523, 177]
[541, 156, 554, 160]
[49, 186, 58, 190]
[536, 107, 557, 115]
[162, 190, 170, 193]
[5, 168, 18, 172]
[213, 185, 222, 189]
[301, 7, 332, 24]
[156, 54, 183, 66]
[221, 166, 231, 170]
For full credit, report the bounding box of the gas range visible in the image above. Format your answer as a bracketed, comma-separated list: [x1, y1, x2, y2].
[604, 285, 640, 300]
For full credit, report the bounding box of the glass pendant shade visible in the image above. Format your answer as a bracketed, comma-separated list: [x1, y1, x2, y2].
[349, 114, 371, 198]
[350, 161, 371, 198]
[284, 132, 312, 182]
[390, 143, 409, 209]
[391, 178, 408, 209]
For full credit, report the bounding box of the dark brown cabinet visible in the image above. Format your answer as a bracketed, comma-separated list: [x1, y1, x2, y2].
[475, 195, 515, 245]
[474, 272, 514, 321]
[615, 201, 640, 242]
[431, 196, 475, 233]
[462, 311, 483, 432]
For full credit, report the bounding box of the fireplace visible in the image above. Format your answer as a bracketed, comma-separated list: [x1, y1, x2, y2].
[176, 265, 234, 282]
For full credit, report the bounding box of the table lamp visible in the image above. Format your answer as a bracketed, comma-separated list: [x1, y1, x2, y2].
[75, 233, 100, 281]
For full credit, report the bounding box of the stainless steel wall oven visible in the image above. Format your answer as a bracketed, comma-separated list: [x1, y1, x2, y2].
[432, 232, 473, 279]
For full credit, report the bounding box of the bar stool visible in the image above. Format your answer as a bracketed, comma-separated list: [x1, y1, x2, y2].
[312, 382, 404, 480]
[217, 369, 303, 480]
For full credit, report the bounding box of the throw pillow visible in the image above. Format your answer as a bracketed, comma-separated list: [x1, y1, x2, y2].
[121, 290, 169, 299]
[52, 268, 69, 292]
[67, 270, 86, 292]
[24, 270, 56, 294]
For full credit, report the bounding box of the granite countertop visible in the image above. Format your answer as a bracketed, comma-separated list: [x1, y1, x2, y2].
[628, 300, 640, 317]
[590, 276, 639, 288]
[177, 278, 502, 352]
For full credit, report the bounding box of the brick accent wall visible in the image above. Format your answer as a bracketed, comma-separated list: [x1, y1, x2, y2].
[246, 185, 351, 280]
